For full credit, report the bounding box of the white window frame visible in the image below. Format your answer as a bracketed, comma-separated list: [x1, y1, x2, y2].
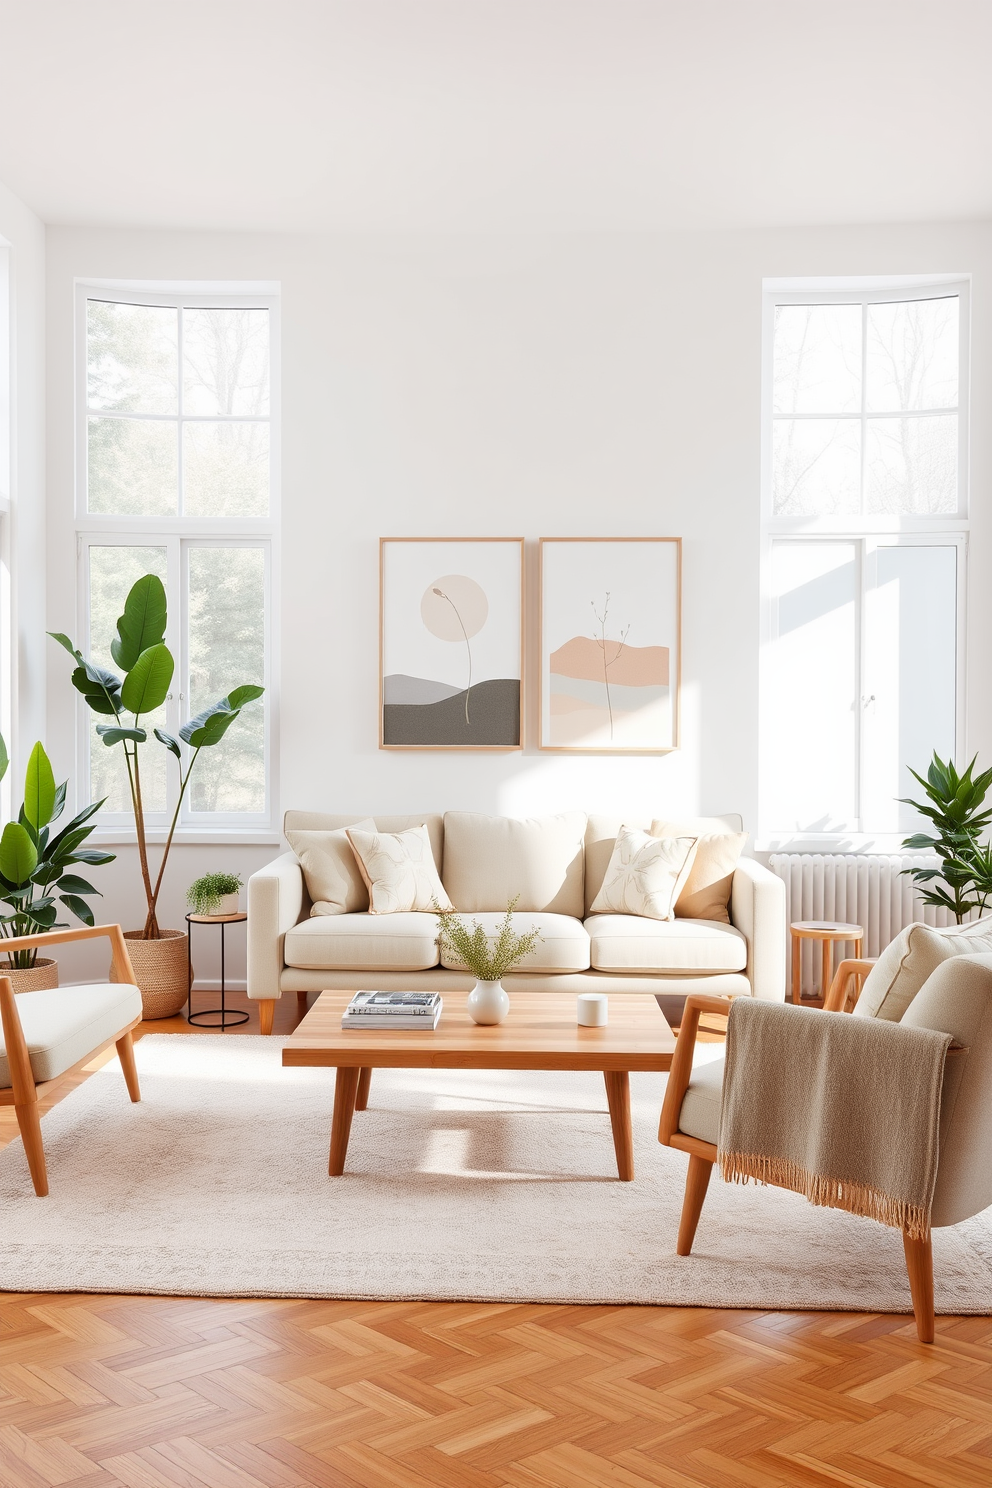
[74, 281, 280, 841]
[759, 276, 969, 853]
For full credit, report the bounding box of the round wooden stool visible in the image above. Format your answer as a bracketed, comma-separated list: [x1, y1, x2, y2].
[790, 921, 864, 1005]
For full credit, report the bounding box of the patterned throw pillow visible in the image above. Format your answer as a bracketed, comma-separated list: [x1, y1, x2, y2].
[346, 824, 453, 914]
[588, 828, 698, 921]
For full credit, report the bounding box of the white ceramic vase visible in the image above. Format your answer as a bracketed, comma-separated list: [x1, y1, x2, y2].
[467, 978, 510, 1026]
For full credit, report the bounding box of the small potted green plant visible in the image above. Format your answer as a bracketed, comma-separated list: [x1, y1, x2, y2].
[0, 736, 115, 989]
[186, 871, 243, 918]
[434, 897, 542, 1025]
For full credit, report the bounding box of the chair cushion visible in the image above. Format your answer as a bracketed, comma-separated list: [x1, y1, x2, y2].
[441, 811, 586, 915]
[284, 913, 441, 972]
[854, 916, 992, 1022]
[0, 983, 142, 1088]
[286, 818, 376, 915]
[439, 913, 590, 974]
[585, 915, 748, 973]
[678, 1056, 725, 1145]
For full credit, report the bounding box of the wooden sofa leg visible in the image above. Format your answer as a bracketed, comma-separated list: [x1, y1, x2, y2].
[258, 999, 276, 1035]
[903, 1230, 935, 1343]
[115, 1030, 141, 1102]
[15, 1100, 48, 1197]
[677, 1154, 713, 1256]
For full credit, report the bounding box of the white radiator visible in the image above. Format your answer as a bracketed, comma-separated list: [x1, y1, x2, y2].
[768, 853, 955, 999]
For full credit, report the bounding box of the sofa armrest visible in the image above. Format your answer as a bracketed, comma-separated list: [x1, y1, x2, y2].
[730, 857, 786, 1002]
[247, 852, 305, 1002]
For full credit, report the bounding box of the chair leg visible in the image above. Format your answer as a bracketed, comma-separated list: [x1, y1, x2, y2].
[14, 1100, 48, 1197]
[677, 1153, 713, 1256]
[258, 999, 275, 1035]
[903, 1229, 935, 1344]
[115, 1030, 141, 1103]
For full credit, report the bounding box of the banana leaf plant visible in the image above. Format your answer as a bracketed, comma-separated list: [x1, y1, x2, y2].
[49, 574, 264, 940]
[0, 736, 115, 969]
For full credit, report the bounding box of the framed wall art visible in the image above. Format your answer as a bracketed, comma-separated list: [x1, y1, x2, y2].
[380, 538, 524, 749]
[539, 537, 681, 752]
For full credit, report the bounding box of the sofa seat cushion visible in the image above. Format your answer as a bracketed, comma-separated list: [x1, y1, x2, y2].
[585, 915, 748, 973]
[0, 983, 142, 1088]
[678, 1056, 725, 1145]
[439, 913, 590, 974]
[284, 914, 440, 972]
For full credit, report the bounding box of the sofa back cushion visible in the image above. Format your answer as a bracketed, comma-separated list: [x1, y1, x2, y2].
[584, 813, 742, 914]
[284, 813, 445, 878]
[442, 811, 587, 915]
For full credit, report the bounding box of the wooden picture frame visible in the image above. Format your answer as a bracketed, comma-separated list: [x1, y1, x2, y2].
[380, 538, 524, 750]
[538, 537, 681, 752]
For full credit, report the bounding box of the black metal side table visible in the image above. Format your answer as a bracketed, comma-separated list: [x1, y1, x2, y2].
[186, 912, 250, 1027]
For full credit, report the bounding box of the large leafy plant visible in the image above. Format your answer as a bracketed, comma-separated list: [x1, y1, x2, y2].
[900, 753, 992, 923]
[50, 574, 263, 940]
[0, 736, 114, 969]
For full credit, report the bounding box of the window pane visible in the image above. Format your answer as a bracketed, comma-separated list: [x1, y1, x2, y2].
[866, 297, 958, 413]
[183, 308, 270, 416]
[183, 421, 269, 517]
[87, 416, 178, 516]
[88, 545, 168, 814]
[86, 300, 178, 414]
[772, 418, 860, 516]
[773, 304, 861, 414]
[187, 547, 265, 814]
[864, 415, 957, 515]
[863, 546, 956, 834]
[763, 543, 857, 832]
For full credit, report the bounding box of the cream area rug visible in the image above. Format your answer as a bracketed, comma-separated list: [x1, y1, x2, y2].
[1, 1034, 990, 1314]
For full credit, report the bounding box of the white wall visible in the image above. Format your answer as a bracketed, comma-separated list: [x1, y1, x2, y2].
[0, 177, 46, 792]
[43, 222, 992, 980]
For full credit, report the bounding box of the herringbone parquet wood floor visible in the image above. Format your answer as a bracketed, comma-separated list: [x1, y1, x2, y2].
[0, 991, 989, 1488]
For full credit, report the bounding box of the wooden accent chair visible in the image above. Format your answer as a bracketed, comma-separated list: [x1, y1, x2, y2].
[659, 955, 992, 1344]
[0, 925, 143, 1196]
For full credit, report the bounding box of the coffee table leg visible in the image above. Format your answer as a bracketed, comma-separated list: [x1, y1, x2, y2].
[603, 1070, 634, 1181]
[355, 1067, 372, 1111]
[329, 1067, 361, 1176]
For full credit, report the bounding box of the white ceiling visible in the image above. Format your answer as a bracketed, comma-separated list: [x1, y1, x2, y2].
[0, 0, 989, 234]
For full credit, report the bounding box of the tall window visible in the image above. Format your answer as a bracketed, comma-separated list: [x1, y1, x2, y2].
[76, 286, 277, 830]
[760, 281, 968, 846]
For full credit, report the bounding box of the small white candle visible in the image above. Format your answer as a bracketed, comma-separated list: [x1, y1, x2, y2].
[577, 993, 608, 1027]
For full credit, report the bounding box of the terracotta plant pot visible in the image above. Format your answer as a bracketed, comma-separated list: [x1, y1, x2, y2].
[111, 929, 190, 1020]
[0, 958, 59, 993]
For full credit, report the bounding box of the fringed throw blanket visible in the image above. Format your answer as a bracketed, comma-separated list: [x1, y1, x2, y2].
[718, 1000, 952, 1240]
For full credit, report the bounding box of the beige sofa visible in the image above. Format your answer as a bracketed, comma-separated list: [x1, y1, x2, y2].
[247, 811, 786, 1031]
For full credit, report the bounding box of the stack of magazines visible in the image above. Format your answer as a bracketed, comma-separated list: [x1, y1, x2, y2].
[341, 991, 443, 1030]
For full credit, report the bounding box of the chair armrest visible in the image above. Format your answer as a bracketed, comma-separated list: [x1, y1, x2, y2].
[658, 993, 733, 1146]
[823, 958, 876, 1013]
[247, 852, 305, 1002]
[731, 857, 786, 1002]
[0, 924, 135, 983]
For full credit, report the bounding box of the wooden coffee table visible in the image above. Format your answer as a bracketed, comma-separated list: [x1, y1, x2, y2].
[282, 990, 676, 1180]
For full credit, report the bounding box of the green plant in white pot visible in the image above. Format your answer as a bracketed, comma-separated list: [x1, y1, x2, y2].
[0, 735, 115, 989]
[434, 897, 542, 1025]
[186, 871, 243, 918]
[49, 574, 263, 1017]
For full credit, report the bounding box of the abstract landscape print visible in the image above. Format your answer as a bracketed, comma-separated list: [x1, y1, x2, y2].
[539, 538, 681, 751]
[380, 538, 524, 749]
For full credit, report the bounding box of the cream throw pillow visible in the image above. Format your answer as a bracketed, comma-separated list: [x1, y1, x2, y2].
[286, 818, 376, 916]
[588, 829, 698, 921]
[346, 824, 453, 914]
[651, 819, 747, 923]
[855, 915, 992, 1022]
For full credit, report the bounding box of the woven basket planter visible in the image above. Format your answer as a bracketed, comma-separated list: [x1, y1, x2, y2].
[112, 929, 190, 1020]
[0, 958, 59, 993]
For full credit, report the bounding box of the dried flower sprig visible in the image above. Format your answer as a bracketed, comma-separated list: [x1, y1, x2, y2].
[434, 895, 543, 981]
